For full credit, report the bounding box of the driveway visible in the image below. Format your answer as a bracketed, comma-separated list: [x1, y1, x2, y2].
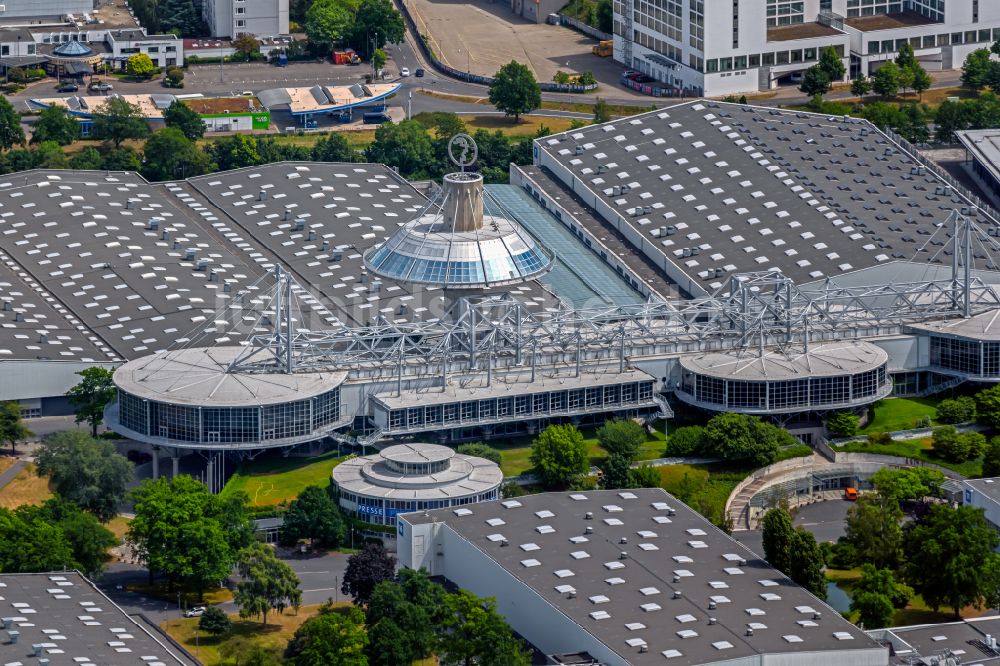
[733, 500, 852, 560]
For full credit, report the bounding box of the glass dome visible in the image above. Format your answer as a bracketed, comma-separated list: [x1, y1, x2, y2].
[364, 172, 553, 289]
[52, 41, 94, 57]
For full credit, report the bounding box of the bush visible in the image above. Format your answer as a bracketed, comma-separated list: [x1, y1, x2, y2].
[664, 426, 705, 457]
[867, 432, 893, 446]
[826, 540, 857, 569]
[937, 396, 976, 424]
[199, 606, 231, 635]
[455, 443, 501, 465]
[827, 411, 860, 437]
[931, 425, 986, 462]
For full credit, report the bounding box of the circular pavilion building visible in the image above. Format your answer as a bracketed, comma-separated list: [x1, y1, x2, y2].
[332, 443, 504, 528]
[108, 346, 348, 449]
[675, 340, 892, 414]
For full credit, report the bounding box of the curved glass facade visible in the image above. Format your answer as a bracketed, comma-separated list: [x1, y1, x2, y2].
[678, 364, 889, 412]
[930, 335, 1000, 378]
[116, 387, 341, 445]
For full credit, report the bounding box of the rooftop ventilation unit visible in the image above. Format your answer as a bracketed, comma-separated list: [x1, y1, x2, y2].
[259, 189, 267, 201]
[584, 526, 593, 534]
[284, 208, 292, 221]
[619, 551, 628, 560]
[196, 259, 208, 271]
[672, 590, 682, 599]
[7, 629, 19, 644]
[746, 626, 754, 636]
[162, 230, 170, 241]
[584, 511, 593, 520]
[308, 230, 316, 241]
[2, 301, 9, 311]
[619, 537, 627, 544]
[708, 617, 717, 625]
[293, 218, 305, 231]
[147, 217, 159, 230]
[708, 600, 717, 610]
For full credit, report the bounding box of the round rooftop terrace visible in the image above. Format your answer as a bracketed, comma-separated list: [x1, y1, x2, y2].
[676, 341, 891, 414]
[333, 443, 504, 526]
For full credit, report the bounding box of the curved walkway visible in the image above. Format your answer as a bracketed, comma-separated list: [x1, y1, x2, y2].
[0, 458, 27, 491]
[726, 451, 963, 531]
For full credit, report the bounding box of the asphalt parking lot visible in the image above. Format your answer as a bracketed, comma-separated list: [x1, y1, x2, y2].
[404, 0, 643, 96]
[733, 500, 852, 559]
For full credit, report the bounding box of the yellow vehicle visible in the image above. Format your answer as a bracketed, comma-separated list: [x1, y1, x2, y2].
[592, 40, 613, 57]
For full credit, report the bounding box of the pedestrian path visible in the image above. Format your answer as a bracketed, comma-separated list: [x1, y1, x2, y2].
[0, 458, 28, 492]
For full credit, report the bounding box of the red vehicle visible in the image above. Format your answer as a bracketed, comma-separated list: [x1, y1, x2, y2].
[844, 487, 859, 501]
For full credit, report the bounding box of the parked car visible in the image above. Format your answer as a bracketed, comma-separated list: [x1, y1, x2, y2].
[57, 83, 79, 92]
[844, 487, 858, 501]
[415, 68, 425, 78]
[400, 67, 410, 77]
[183, 606, 206, 618]
[90, 82, 113, 92]
[238, 90, 254, 97]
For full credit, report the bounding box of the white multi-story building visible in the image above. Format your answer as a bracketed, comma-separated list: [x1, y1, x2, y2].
[615, 0, 1000, 96]
[203, 0, 289, 39]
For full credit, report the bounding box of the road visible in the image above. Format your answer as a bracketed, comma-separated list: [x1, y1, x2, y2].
[732, 500, 852, 560]
[97, 549, 354, 626]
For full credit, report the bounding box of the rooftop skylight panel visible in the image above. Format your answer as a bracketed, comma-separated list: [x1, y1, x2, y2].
[519, 543, 540, 552]
[555, 584, 576, 594]
[662, 649, 682, 658]
[501, 500, 522, 509]
[590, 595, 610, 604]
[724, 567, 744, 575]
[590, 610, 611, 620]
[570, 551, 590, 560]
[536, 525, 555, 534]
[486, 518, 505, 527]
[486, 534, 506, 542]
[834, 631, 854, 640]
[554, 569, 575, 578]
[520, 559, 541, 568]
[783, 635, 803, 644]
[605, 577, 625, 586]
[604, 518, 624, 526]
[626, 622, 646, 631]
[652, 516, 671, 524]
[569, 536, 588, 544]
[677, 629, 698, 639]
[604, 561, 625, 570]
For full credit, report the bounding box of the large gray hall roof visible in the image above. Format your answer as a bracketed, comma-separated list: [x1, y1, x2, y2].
[537, 101, 1000, 293]
[0, 165, 557, 362]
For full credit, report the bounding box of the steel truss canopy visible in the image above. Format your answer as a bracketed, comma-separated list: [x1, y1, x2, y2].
[213, 209, 1000, 379]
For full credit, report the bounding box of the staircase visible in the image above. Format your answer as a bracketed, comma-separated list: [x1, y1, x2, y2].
[918, 375, 965, 397]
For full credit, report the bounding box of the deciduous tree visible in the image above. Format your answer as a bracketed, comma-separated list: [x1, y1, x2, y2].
[0, 507, 75, 572]
[304, 0, 353, 48]
[976, 384, 1000, 428]
[234, 542, 302, 626]
[851, 74, 872, 99]
[761, 507, 794, 575]
[0, 401, 31, 454]
[142, 127, 215, 181]
[904, 504, 1000, 618]
[0, 95, 25, 150]
[199, 606, 232, 635]
[818, 46, 846, 83]
[489, 61, 541, 121]
[529, 423, 589, 488]
[596, 418, 646, 461]
[349, 0, 405, 59]
[91, 97, 149, 148]
[341, 542, 396, 606]
[163, 100, 205, 140]
[962, 48, 994, 88]
[799, 65, 830, 97]
[932, 425, 985, 462]
[364, 120, 436, 178]
[789, 528, 826, 599]
[279, 485, 346, 548]
[936, 396, 976, 424]
[367, 569, 446, 666]
[439, 589, 530, 666]
[599, 453, 633, 490]
[871, 467, 944, 503]
[127, 476, 242, 597]
[31, 105, 80, 145]
[311, 133, 356, 162]
[126, 53, 157, 79]
[66, 367, 116, 436]
[844, 494, 903, 568]
[232, 33, 260, 60]
[664, 425, 705, 456]
[36, 430, 132, 522]
[593, 97, 611, 123]
[285, 605, 368, 665]
[872, 61, 901, 98]
[983, 437, 1000, 477]
[702, 413, 793, 466]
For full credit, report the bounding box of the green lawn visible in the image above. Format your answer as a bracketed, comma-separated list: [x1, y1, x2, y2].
[859, 398, 940, 434]
[835, 437, 982, 477]
[221, 450, 347, 506]
[494, 421, 669, 476]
